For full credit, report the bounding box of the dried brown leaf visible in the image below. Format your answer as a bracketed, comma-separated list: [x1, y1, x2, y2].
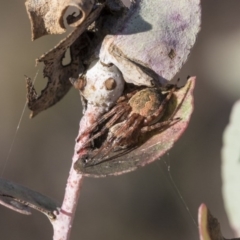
[25, 0, 95, 40]
[26, 5, 104, 117]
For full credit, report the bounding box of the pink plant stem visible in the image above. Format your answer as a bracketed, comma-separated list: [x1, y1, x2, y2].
[52, 165, 83, 240]
[52, 105, 104, 240]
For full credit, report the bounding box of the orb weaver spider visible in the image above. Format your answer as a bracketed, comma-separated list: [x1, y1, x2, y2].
[76, 80, 180, 167]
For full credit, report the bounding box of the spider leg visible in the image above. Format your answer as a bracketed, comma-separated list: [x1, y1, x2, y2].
[109, 114, 144, 146]
[143, 84, 177, 125]
[77, 104, 131, 152]
[77, 88, 140, 143]
[77, 102, 128, 143]
[141, 117, 181, 133]
[85, 113, 143, 164]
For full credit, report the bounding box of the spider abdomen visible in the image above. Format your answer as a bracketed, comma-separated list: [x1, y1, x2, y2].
[128, 88, 163, 117]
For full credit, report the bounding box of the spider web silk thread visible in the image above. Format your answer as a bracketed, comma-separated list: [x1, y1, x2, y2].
[0, 70, 39, 177]
[164, 156, 197, 228]
[156, 154, 197, 229]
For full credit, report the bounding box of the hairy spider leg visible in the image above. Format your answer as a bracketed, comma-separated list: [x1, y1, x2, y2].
[87, 113, 144, 162]
[86, 117, 180, 166]
[77, 89, 138, 143]
[77, 102, 129, 143]
[109, 113, 144, 146]
[141, 117, 180, 133]
[77, 103, 132, 153]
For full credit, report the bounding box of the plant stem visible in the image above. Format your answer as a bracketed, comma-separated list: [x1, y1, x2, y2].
[51, 105, 105, 240]
[52, 165, 83, 240]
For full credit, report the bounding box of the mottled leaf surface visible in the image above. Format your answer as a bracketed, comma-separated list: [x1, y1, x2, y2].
[100, 0, 201, 86]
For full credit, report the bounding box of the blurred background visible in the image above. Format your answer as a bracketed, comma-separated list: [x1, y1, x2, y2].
[0, 1, 239, 239]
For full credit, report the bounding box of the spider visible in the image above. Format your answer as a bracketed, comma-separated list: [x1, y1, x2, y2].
[77, 82, 180, 166]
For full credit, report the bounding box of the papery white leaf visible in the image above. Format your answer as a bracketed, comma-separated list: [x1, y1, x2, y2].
[222, 100, 240, 236]
[100, 0, 201, 86]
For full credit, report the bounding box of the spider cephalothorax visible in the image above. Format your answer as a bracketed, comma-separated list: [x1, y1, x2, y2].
[76, 83, 180, 166]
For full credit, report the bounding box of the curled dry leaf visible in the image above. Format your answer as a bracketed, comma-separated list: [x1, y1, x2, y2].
[74, 77, 195, 177]
[0, 178, 59, 220]
[26, 5, 105, 118]
[25, 0, 95, 40]
[198, 203, 224, 240]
